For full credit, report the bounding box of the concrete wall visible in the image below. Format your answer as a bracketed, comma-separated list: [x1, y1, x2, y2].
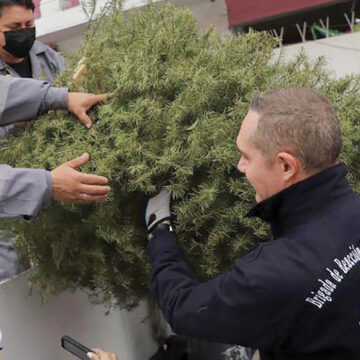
[276, 31, 360, 77]
[0, 273, 158, 360]
[171, 0, 231, 38]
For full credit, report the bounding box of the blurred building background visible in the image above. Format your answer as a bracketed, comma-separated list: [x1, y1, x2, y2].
[36, 0, 231, 52]
[34, 0, 360, 76]
[225, 0, 360, 76]
[226, 0, 360, 44]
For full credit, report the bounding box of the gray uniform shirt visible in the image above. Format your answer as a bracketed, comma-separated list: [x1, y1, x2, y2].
[0, 76, 68, 128]
[0, 166, 52, 281]
[0, 41, 65, 281]
[0, 40, 66, 81]
[0, 40, 67, 136]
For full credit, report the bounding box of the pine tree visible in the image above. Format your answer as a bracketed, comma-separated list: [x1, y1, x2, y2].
[2, 2, 360, 309]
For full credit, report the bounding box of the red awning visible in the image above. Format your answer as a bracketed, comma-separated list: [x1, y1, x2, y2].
[225, 0, 342, 27]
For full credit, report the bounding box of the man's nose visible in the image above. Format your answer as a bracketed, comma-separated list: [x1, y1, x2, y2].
[237, 157, 246, 174]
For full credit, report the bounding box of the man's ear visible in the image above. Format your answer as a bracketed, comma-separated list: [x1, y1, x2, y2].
[276, 152, 301, 184]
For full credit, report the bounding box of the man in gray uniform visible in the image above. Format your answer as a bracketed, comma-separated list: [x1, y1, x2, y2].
[0, 79, 111, 279]
[0, 75, 106, 131]
[0, 152, 111, 279]
[0, 0, 91, 136]
[0, 75, 111, 281]
[0, 0, 65, 81]
[0, 0, 111, 280]
[0, 0, 111, 277]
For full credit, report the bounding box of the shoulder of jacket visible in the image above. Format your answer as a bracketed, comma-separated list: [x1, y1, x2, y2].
[33, 41, 64, 60]
[32, 41, 50, 54]
[238, 238, 288, 265]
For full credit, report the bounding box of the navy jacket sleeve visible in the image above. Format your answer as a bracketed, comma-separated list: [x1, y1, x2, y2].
[148, 230, 295, 349]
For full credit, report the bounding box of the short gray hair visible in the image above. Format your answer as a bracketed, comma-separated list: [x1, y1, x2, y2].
[249, 87, 342, 174]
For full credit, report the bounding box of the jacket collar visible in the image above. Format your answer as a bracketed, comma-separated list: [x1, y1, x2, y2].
[246, 163, 353, 237]
[30, 40, 48, 55]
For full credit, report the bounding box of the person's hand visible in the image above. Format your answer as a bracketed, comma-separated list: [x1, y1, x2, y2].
[88, 348, 118, 360]
[51, 153, 111, 203]
[145, 188, 171, 232]
[67, 92, 108, 129]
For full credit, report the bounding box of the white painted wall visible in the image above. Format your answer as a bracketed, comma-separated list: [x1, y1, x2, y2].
[276, 31, 360, 77]
[0, 272, 158, 360]
[37, 0, 360, 77]
[36, 0, 231, 52]
[36, 0, 164, 38]
[36, 0, 164, 51]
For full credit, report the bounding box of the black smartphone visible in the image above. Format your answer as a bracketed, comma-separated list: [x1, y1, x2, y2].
[61, 335, 93, 360]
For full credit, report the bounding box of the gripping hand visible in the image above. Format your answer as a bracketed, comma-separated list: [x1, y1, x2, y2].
[145, 188, 171, 232]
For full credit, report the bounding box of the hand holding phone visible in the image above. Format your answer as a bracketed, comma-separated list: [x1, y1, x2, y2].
[61, 335, 93, 360]
[91, 349, 118, 360]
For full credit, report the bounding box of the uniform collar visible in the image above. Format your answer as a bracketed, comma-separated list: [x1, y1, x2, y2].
[30, 40, 48, 55]
[246, 163, 353, 237]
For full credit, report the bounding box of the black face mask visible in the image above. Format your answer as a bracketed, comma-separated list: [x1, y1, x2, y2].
[2, 27, 36, 58]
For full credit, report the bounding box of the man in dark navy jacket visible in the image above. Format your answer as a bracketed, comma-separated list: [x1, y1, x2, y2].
[145, 87, 360, 360]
